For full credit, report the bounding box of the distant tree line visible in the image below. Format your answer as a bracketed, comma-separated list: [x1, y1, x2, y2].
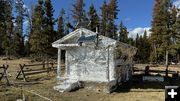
[0, 0, 180, 64]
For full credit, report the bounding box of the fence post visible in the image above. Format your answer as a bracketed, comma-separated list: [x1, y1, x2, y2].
[42, 61, 45, 69]
[165, 68, 168, 77]
[145, 66, 149, 76]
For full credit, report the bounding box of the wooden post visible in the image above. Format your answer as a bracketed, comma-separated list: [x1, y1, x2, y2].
[165, 69, 168, 77]
[51, 62, 56, 73]
[166, 50, 168, 67]
[20, 64, 27, 82]
[165, 50, 169, 77]
[57, 48, 61, 78]
[145, 66, 150, 76]
[0, 64, 10, 85]
[42, 61, 45, 69]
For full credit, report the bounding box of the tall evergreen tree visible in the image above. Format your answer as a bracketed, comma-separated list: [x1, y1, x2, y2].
[134, 34, 140, 62]
[150, 0, 172, 65]
[118, 21, 128, 43]
[71, 0, 85, 23]
[172, 8, 180, 61]
[143, 30, 148, 40]
[174, 9, 180, 42]
[170, 6, 178, 44]
[29, 0, 45, 57]
[44, 0, 56, 57]
[24, 5, 34, 57]
[2, 0, 14, 58]
[134, 31, 151, 63]
[100, 0, 108, 36]
[127, 38, 135, 46]
[0, 0, 6, 55]
[88, 4, 99, 32]
[14, 0, 26, 56]
[57, 8, 65, 39]
[107, 0, 119, 39]
[100, 0, 119, 38]
[142, 30, 151, 62]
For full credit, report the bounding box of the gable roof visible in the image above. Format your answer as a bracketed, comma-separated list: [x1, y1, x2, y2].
[52, 28, 117, 48]
[77, 35, 97, 43]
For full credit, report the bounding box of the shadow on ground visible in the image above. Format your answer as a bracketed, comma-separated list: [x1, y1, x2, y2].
[114, 75, 180, 93]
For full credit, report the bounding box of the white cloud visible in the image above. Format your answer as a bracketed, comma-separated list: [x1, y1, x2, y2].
[128, 27, 151, 39]
[173, 0, 180, 9]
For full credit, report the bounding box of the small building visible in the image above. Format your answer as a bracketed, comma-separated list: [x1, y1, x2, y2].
[52, 28, 137, 93]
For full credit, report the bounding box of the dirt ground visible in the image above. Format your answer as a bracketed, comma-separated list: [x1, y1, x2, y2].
[0, 58, 180, 101]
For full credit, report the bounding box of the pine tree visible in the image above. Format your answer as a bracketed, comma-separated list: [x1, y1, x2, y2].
[100, 0, 108, 36]
[143, 30, 147, 40]
[107, 0, 119, 39]
[44, 0, 55, 32]
[65, 16, 70, 34]
[134, 31, 151, 63]
[2, 0, 14, 58]
[150, 0, 172, 64]
[134, 34, 140, 63]
[0, 0, 6, 55]
[29, 0, 45, 58]
[24, 5, 32, 56]
[118, 21, 128, 43]
[44, 0, 56, 57]
[14, 0, 26, 56]
[173, 8, 180, 61]
[57, 8, 65, 39]
[108, 0, 119, 20]
[142, 30, 151, 62]
[170, 6, 178, 44]
[135, 34, 139, 48]
[106, 21, 114, 38]
[127, 38, 135, 46]
[174, 9, 180, 42]
[99, 0, 119, 38]
[88, 4, 99, 32]
[71, 0, 85, 23]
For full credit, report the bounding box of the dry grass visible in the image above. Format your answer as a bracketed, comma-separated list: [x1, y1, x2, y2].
[0, 59, 180, 101]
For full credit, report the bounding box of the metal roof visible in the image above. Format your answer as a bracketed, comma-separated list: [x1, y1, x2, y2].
[77, 35, 97, 42]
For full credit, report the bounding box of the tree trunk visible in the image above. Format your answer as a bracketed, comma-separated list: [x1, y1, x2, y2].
[165, 49, 168, 77]
[166, 49, 168, 69]
[154, 43, 157, 63]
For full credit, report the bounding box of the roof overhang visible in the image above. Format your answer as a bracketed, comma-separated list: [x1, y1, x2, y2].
[52, 43, 80, 48]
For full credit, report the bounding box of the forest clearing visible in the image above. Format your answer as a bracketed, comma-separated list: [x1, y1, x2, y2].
[0, 58, 180, 101]
[1, 0, 180, 100]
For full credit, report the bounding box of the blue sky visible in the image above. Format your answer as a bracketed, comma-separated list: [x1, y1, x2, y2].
[23, 0, 180, 38]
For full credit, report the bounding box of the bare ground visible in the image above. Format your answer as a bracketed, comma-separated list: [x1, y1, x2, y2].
[0, 59, 180, 101]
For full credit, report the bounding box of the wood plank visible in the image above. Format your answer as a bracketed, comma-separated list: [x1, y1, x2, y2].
[24, 63, 57, 67]
[134, 69, 177, 74]
[16, 62, 58, 82]
[16, 64, 23, 79]
[20, 64, 27, 82]
[23, 68, 46, 72]
[25, 64, 45, 67]
[25, 70, 48, 75]
[0, 67, 5, 69]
